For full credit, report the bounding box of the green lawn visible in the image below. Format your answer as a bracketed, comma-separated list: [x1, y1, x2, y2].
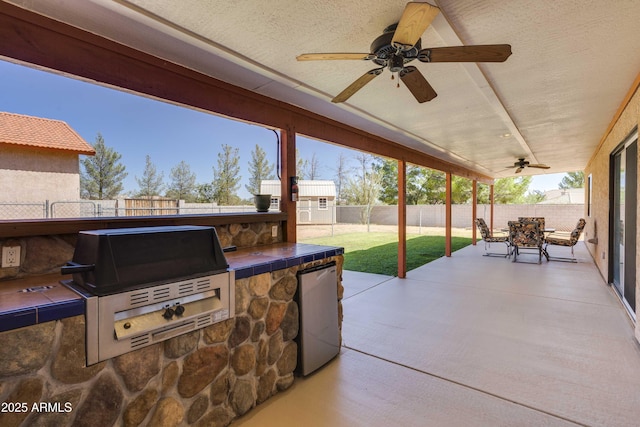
[300, 232, 473, 276]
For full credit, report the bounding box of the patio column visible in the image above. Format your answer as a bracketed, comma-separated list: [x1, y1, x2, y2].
[398, 159, 407, 278]
[445, 172, 452, 257]
[472, 179, 477, 245]
[490, 184, 495, 232]
[280, 127, 296, 243]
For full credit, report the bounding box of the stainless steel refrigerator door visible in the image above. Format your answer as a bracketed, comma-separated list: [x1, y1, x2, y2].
[298, 263, 339, 376]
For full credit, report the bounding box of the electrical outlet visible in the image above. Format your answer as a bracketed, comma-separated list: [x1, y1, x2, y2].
[271, 225, 278, 237]
[2, 246, 21, 268]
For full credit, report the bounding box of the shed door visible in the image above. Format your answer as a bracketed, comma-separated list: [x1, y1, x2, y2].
[298, 199, 311, 223]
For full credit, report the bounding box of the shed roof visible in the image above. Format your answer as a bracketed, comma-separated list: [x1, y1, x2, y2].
[260, 180, 336, 197]
[0, 111, 95, 155]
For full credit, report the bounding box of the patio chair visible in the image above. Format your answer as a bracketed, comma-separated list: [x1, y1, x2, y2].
[544, 218, 586, 262]
[475, 218, 510, 257]
[508, 220, 544, 264]
[517, 216, 550, 260]
[518, 217, 545, 236]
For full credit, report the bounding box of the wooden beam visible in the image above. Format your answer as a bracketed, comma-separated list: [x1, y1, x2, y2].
[445, 172, 452, 257]
[472, 180, 477, 245]
[280, 128, 297, 243]
[0, 2, 493, 184]
[398, 159, 407, 278]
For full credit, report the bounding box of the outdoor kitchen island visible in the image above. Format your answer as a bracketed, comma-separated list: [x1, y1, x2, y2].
[0, 217, 344, 427]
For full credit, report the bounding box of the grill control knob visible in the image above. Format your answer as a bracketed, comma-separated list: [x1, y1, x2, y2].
[175, 305, 185, 316]
[162, 308, 175, 319]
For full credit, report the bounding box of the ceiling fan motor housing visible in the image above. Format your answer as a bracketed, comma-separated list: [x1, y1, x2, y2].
[370, 25, 421, 68]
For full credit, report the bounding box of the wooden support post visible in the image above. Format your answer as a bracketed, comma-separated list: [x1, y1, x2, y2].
[490, 184, 495, 233]
[472, 179, 477, 245]
[398, 159, 407, 278]
[445, 172, 452, 257]
[280, 128, 296, 243]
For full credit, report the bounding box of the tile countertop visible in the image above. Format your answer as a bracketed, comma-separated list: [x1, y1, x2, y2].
[225, 243, 344, 279]
[0, 243, 343, 333]
[0, 273, 84, 332]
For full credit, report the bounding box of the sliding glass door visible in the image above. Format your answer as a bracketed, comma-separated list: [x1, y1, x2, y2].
[611, 133, 637, 317]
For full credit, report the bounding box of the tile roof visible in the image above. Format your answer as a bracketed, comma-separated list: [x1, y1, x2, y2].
[0, 111, 95, 155]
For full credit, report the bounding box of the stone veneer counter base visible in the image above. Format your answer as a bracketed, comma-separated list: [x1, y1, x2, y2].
[0, 243, 344, 427]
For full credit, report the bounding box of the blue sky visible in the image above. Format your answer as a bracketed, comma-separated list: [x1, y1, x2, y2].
[0, 60, 566, 198]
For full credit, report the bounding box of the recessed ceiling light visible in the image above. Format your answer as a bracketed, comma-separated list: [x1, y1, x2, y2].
[500, 133, 511, 138]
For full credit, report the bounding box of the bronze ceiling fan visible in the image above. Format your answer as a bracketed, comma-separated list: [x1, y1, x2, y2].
[296, 2, 512, 103]
[508, 158, 551, 174]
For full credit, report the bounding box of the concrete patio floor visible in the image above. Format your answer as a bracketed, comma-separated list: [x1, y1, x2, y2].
[234, 243, 640, 427]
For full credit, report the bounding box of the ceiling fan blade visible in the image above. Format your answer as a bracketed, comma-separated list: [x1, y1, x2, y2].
[297, 53, 372, 61]
[391, 2, 440, 49]
[529, 164, 551, 169]
[399, 66, 437, 103]
[515, 167, 523, 174]
[332, 68, 384, 103]
[419, 45, 512, 63]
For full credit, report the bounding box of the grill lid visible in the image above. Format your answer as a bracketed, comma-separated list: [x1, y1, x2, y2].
[63, 225, 228, 295]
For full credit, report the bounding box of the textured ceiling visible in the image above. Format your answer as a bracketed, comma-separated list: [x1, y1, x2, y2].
[8, 0, 640, 178]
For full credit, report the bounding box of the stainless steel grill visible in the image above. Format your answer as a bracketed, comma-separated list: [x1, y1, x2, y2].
[62, 225, 234, 365]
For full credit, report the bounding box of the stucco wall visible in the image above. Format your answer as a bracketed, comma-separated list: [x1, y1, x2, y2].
[583, 85, 640, 341]
[0, 146, 81, 203]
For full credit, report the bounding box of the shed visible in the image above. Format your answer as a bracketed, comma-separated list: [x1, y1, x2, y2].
[260, 179, 336, 224]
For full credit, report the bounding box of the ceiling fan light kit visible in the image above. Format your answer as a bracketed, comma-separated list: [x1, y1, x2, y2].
[296, 2, 512, 104]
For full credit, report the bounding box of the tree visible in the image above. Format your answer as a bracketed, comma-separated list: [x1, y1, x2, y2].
[524, 189, 546, 203]
[478, 176, 532, 204]
[342, 153, 382, 230]
[166, 160, 197, 201]
[80, 133, 127, 199]
[559, 171, 584, 189]
[195, 182, 215, 203]
[135, 155, 164, 198]
[212, 144, 241, 205]
[451, 176, 472, 204]
[333, 152, 349, 205]
[245, 144, 274, 195]
[307, 152, 320, 180]
[376, 159, 447, 205]
[296, 149, 308, 179]
[376, 158, 398, 204]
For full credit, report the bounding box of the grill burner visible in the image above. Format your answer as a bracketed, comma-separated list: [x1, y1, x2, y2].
[62, 225, 234, 364]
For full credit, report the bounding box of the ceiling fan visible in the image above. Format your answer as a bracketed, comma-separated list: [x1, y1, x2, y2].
[296, 2, 512, 104]
[508, 158, 551, 174]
